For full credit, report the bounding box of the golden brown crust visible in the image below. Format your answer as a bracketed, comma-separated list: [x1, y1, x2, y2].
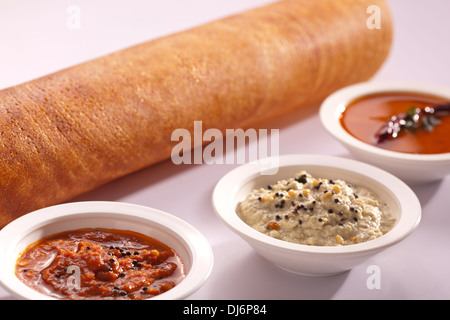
[0, 0, 392, 227]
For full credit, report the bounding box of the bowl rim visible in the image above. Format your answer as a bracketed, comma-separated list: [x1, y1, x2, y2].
[319, 80, 450, 162]
[0, 201, 214, 300]
[212, 154, 421, 255]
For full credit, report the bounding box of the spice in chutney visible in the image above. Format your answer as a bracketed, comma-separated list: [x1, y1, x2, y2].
[15, 228, 185, 300]
[340, 92, 450, 154]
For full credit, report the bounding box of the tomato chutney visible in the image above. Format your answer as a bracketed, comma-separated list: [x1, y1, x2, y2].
[15, 228, 185, 300]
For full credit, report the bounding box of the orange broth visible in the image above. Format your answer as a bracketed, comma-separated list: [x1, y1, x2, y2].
[340, 92, 450, 154]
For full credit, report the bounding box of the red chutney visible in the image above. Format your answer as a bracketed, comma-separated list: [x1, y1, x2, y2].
[15, 228, 185, 300]
[340, 92, 450, 154]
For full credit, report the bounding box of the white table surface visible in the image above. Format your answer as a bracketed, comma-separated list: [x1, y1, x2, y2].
[1, 0, 449, 300]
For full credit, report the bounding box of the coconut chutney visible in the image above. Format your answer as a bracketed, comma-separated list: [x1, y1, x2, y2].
[237, 171, 396, 246]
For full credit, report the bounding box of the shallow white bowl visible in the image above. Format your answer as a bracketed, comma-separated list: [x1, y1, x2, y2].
[212, 154, 421, 276]
[0, 201, 213, 300]
[319, 81, 450, 185]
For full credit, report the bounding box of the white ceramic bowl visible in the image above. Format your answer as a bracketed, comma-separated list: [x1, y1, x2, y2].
[212, 154, 421, 276]
[319, 81, 450, 185]
[0, 201, 213, 300]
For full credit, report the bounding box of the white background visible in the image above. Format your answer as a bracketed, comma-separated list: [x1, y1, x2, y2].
[0, 0, 449, 299]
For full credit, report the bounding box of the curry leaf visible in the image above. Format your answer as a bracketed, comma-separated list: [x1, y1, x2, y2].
[375, 102, 450, 144]
[422, 115, 441, 132]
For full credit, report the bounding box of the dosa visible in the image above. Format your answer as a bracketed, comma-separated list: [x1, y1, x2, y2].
[0, 0, 392, 227]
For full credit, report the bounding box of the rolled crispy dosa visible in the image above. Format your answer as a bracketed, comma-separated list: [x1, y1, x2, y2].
[0, 0, 392, 227]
